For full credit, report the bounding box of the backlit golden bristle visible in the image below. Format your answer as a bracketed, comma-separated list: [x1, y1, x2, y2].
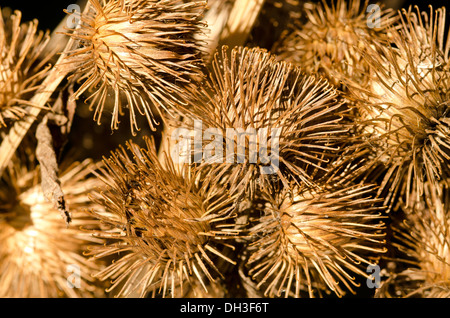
[273, 0, 398, 87]
[345, 6, 450, 210]
[184, 46, 350, 200]
[376, 181, 450, 298]
[243, 183, 387, 298]
[0, 156, 105, 298]
[1, 0, 448, 301]
[0, 8, 52, 126]
[63, 0, 207, 134]
[85, 137, 240, 297]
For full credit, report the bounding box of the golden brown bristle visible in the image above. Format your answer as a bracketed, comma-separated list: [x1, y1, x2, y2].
[0, 156, 105, 297]
[0, 8, 52, 126]
[243, 183, 387, 298]
[376, 181, 450, 298]
[63, 0, 207, 134]
[273, 0, 398, 87]
[345, 6, 450, 211]
[184, 46, 350, 200]
[85, 137, 239, 297]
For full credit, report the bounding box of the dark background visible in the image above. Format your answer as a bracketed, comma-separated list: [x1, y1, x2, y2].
[1, 1, 74, 31]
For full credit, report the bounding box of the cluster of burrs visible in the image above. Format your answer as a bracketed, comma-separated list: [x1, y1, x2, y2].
[0, 0, 448, 298]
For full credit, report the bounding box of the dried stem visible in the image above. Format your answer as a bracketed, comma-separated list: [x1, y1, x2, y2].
[218, 0, 266, 49]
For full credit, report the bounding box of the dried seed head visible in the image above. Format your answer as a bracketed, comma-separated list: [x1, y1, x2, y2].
[186, 46, 349, 200]
[0, 8, 52, 126]
[377, 181, 450, 298]
[0, 157, 105, 298]
[244, 184, 387, 298]
[86, 137, 239, 298]
[63, 0, 207, 134]
[345, 6, 450, 210]
[273, 0, 398, 87]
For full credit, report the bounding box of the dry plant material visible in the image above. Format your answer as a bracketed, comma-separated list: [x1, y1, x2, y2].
[36, 116, 70, 225]
[215, 0, 264, 50]
[198, 0, 234, 62]
[273, 0, 398, 87]
[173, 278, 228, 298]
[63, 0, 207, 134]
[85, 137, 239, 298]
[187, 46, 349, 199]
[345, 6, 450, 210]
[376, 181, 450, 298]
[0, 0, 448, 300]
[0, 8, 52, 126]
[0, 156, 105, 297]
[244, 184, 387, 298]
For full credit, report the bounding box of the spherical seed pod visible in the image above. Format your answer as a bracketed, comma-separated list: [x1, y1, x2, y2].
[0, 8, 52, 126]
[243, 183, 387, 298]
[345, 6, 450, 210]
[63, 0, 207, 134]
[376, 181, 450, 298]
[273, 0, 398, 87]
[185, 46, 350, 200]
[0, 156, 106, 298]
[85, 137, 240, 298]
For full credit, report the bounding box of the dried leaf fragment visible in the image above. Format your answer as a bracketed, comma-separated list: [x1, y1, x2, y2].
[36, 115, 71, 225]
